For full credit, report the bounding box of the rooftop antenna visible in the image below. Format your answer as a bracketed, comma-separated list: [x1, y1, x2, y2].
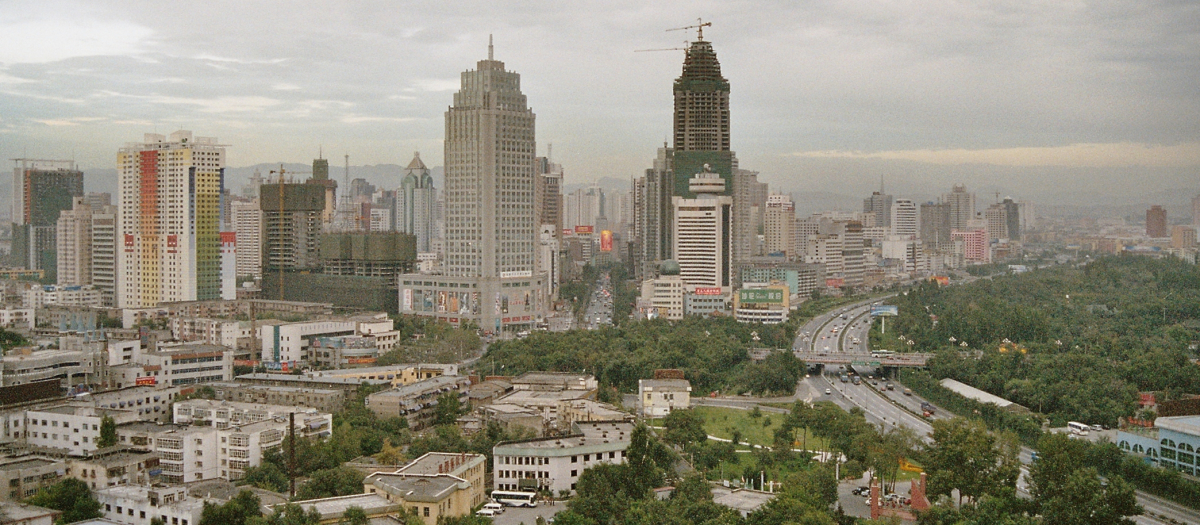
[667, 18, 712, 41]
[488, 34, 494, 60]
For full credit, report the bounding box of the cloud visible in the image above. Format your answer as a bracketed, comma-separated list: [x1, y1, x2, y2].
[0, 9, 152, 64]
[787, 142, 1200, 169]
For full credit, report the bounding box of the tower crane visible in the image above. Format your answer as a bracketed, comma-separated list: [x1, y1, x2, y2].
[634, 41, 690, 53]
[666, 18, 712, 40]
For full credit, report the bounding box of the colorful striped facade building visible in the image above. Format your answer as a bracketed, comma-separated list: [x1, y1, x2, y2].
[117, 131, 226, 308]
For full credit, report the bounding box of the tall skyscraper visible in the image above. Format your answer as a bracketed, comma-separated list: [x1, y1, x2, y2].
[398, 38, 546, 332]
[1147, 205, 1168, 238]
[11, 159, 84, 278]
[944, 184, 976, 231]
[890, 198, 918, 240]
[732, 168, 767, 260]
[56, 197, 92, 286]
[672, 165, 733, 288]
[672, 37, 734, 199]
[117, 131, 225, 308]
[260, 183, 325, 272]
[397, 152, 437, 253]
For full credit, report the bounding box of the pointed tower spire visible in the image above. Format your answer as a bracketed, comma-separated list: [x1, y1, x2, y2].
[488, 34, 494, 60]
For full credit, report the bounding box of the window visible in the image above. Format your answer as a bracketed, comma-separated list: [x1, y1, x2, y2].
[423, 507, 429, 517]
[571, 470, 577, 477]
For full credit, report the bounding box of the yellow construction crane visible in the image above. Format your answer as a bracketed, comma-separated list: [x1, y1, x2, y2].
[667, 18, 712, 40]
[634, 41, 691, 53]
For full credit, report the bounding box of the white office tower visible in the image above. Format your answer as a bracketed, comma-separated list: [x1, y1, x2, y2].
[56, 197, 92, 286]
[671, 164, 734, 289]
[763, 194, 796, 258]
[564, 187, 604, 231]
[232, 200, 262, 279]
[538, 224, 560, 300]
[397, 152, 436, 252]
[117, 130, 226, 308]
[398, 37, 547, 333]
[891, 198, 919, 240]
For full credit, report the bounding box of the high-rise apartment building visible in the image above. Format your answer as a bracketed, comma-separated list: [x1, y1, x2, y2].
[564, 187, 604, 231]
[919, 202, 952, 247]
[672, 166, 733, 288]
[944, 184, 976, 231]
[397, 152, 437, 253]
[890, 198, 918, 240]
[397, 38, 547, 332]
[863, 191, 893, 229]
[11, 159, 84, 278]
[763, 194, 795, 258]
[308, 157, 338, 222]
[91, 203, 118, 307]
[672, 37, 734, 200]
[232, 199, 262, 279]
[56, 197, 92, 286]
[985, 199, 1022, 241]
[1192, 194, 1200, 227]
[117, 131, 224, 308]
[1147, 205, 1168, 238]
[733, 169, 767, 260]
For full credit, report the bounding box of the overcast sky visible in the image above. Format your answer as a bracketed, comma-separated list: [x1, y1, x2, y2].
[2, 0, 1198, 199]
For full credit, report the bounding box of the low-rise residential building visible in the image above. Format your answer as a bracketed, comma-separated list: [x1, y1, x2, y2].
[0, 456, 65, 501]
[172, 399, 332, 433]
[259, 313, 397, 367]
[0, 502, 60, 525]
[480, 404, 544, 438]
[274, 494, 399, 525]
[492, 420, 633, 495]
[23, 405, 140, 456]
[203, 383, 344, 414]
[391, 452, 487, 509]
[22, 285, 102, 309]
[2, 347, 105, 387]
[84, 386, 181, 423]
[309, 364, 458, 388]
[510, 372, 597, 393]
[232, 373, 389, 395]
[493, 389, 591, 425]
[0, 309, 35, 330]
[106, 344, 233, 390]
[637, 379, 692, 418]
[66, 448, 160, 490]
[95, 484, 202, 525]
[362, 474, 471, 525]
[365, 376, 470, 430]
[557, 399, 630, 430]
[168, 318, 251, 349]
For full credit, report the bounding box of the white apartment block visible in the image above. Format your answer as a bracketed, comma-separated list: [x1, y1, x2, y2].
[492, 421, 632, 495]
[637, 379, 692, 418]
[3, 348, 103, 387]
[22, 405, 140, 457]
[172, 399, 332, 433]
[0, 309, 34, 330]
[168, 317, 250, 348]
[763, 194, 795, 259]
[639, 274, 684, 320]
[96, 484, 203, 525]
[57, 197, 92, 286]
[92, 204, 119, 307]
[891, 199, 919, 240]
[106, 344, 232, 390]
[117, 130, 226, 308]
[259, 314, 395, 365]
[232, 199, 262, 280]
[22, 285, 103, 309]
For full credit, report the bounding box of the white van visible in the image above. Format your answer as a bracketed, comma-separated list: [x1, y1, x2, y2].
[482, 503, 505, 514]
[476, 508, 498, 517]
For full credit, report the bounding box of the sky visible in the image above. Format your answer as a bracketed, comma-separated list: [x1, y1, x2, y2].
[1, 0, 1199, 204]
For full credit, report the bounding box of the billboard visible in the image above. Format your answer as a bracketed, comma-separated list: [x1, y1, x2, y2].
[738, 289, 785, 304]
[136, 376, 157, 386]
[693, 287, 723, 296]
[870, 305, 899, 317]
[574, 225, 594, 234]
[600, 230, 613, 252]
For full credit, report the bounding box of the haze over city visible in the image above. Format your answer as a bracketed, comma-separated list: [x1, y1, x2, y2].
[2, 0, 1199, 208]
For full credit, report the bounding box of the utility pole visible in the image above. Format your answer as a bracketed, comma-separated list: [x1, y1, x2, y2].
[289, 411, 296, 498]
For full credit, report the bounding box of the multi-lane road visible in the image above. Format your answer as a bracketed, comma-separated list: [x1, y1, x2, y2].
[791, 299, 1198, 525]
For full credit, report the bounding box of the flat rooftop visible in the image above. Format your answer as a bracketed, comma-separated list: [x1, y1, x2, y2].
[711, 486, 775, 514]
[496, 389, 589, 404]
[639, 379, 691, 390]
[236, 373, 390, 386]
[281, 493, 398, 519]
[0, 457, 59, 471]
[1157, 415, 1200, 437]
[365, 474, 462, 503]
[397, 452, 484, 476]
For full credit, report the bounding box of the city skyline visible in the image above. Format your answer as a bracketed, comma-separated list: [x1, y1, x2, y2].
[1, 1, 1199, 201]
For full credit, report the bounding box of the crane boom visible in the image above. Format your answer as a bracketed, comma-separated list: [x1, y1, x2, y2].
[666, 18, 712, 40]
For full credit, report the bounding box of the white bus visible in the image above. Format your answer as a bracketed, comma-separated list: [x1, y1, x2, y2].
[491, 490, 538, 507]
[1067, 421, 1090, 436]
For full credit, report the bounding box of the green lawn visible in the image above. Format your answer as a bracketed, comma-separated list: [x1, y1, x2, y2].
[690, 406, 830, 452]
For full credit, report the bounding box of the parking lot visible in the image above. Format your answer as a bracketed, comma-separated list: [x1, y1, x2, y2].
[487, 503, 564, 525]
